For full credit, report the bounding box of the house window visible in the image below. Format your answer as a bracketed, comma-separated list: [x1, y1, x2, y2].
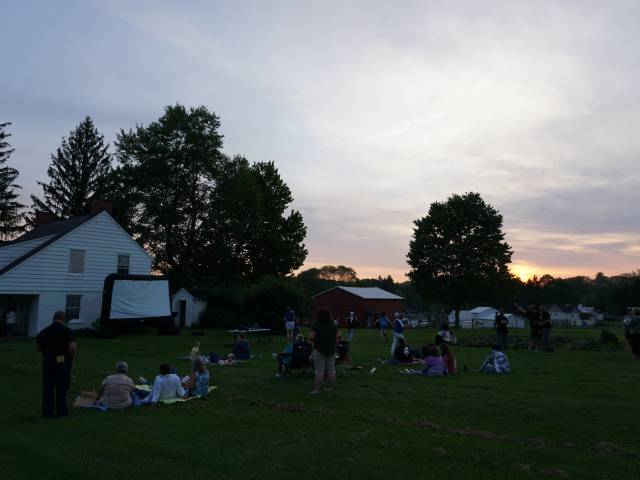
[65, 295, 82, 321]
[68, 250, 85, 273]
[117, 255, 130, 275]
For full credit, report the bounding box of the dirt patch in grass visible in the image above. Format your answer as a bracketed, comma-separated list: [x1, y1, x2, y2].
[513, 463, 569, 478]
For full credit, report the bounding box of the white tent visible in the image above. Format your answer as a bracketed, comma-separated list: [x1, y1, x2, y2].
[448, 307, 525, 329]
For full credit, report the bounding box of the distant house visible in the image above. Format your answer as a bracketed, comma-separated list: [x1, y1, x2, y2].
[448, 306, 525, 329]
[547, 304, 603, 327]
[312, 286, 404, 327]
[576, 305, 604, 327]
[547, 304, 580, 327]
[0, 204, 152, 336]
[171, 288, 207, 328]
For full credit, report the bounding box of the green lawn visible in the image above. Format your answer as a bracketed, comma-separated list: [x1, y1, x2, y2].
[1, 327, 638, 480]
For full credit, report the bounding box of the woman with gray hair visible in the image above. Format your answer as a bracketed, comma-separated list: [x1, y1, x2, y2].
[97, 361, 135, 409]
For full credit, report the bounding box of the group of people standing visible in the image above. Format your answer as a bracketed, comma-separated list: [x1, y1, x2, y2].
[524, 305, 553, 351]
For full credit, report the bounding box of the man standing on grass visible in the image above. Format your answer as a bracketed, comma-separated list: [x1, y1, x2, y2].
[36, 311, 76, 417]
[494, 309, 509, 350]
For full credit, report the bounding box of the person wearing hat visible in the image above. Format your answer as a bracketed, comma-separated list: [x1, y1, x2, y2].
[390, 312, 405, 355]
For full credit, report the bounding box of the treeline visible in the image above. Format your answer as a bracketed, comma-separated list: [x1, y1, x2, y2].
[0, 107, 307, 291]
[513, 272, 640, 315]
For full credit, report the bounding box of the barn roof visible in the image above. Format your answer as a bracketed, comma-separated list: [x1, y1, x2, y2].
[314, 286, 404, 300]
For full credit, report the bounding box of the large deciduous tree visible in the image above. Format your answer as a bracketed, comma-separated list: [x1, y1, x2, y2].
[407, 192, 513, 327]
[203, 155, 307, 283]
[31, 116, 111, 218]
[114, 105, 223, 284]
[113, 104, 307, 286]
[0, 122, 24, 240]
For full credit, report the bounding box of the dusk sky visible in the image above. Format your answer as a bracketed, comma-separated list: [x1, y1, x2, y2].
[2, 1, 640, 281]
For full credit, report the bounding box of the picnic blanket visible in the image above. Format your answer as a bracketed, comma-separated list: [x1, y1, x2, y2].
[135, 384, 218, 403]
[177, 354, 260, 364]
[74, 386, 217, 410]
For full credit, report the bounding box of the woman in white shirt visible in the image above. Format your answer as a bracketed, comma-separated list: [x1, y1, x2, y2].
[142, 363, 185, 403]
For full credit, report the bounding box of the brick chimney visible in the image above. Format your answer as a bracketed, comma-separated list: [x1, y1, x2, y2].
[34, 211, 58, 227]
[89, 199, 113, 215]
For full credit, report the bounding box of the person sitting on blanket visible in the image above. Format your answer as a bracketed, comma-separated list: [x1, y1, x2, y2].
[97, 361, 135, 409]
[479, 345, 511, 374]
[142, 363, 186, 403]
[402, 346, 447, 376]
[389, 337, 413, 364]
[232, 334, 251, 360]
[182, 357, 210, 396]
[440, 344, 457, 374]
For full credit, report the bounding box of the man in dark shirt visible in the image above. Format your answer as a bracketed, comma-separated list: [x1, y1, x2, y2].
[36, 311, 76, 417]
[494, 309, 509, 350]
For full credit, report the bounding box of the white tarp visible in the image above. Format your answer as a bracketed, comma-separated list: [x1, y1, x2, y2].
[110, 279, 171, 319]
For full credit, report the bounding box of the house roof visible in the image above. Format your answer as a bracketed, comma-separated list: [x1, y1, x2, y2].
[174, 287, 209, 300]
[314, 286, 404, 300]
[11, 215, 93, 244]
[0, 215, 95, 277]
[0, 212, 149, 278]
[469, 306, 495, 314]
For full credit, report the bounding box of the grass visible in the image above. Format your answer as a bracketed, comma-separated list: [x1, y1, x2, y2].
[1, 327, 639, 480]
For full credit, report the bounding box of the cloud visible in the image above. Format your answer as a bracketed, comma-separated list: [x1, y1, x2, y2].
[3, 0, 640, 280]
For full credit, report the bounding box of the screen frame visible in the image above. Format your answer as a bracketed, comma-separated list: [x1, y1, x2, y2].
[100, 274, 173, 328]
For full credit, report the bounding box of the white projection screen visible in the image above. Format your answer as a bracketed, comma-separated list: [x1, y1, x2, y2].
[110, 279, 171, 319]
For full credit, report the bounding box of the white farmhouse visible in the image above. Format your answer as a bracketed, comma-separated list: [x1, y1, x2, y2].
[0, 207, 152, 336]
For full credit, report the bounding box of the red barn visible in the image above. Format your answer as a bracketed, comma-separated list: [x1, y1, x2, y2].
[312, 286, 405, 328]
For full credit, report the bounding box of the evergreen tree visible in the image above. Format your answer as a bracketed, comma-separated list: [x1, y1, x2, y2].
[0, 122, 24, 240]
[31, 116, 111, 218]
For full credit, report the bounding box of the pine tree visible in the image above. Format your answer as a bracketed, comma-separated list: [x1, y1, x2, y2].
[31, 116, 111, 218]
[0, 122, 24, 241]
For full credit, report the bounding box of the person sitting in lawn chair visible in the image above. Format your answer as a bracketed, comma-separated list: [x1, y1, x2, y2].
[479, 345, 512, 374]
[276, 334, 312, 377]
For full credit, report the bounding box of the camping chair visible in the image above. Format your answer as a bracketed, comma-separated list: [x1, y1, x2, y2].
[278, 342, 313, 377]
[335, 341, 351, 376]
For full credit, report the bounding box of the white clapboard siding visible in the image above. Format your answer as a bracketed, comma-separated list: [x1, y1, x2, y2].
[0, 211, 152, 293]
[0, 235, 55, 268]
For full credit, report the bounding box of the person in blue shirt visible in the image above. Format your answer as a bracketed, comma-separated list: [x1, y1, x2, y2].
[232, 334, 251, 360]
[377, 312, 390, 339]
[390, 312, 405, 355]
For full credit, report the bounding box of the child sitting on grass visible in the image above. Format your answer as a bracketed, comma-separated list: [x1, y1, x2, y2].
[479, 345, 511, 374]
